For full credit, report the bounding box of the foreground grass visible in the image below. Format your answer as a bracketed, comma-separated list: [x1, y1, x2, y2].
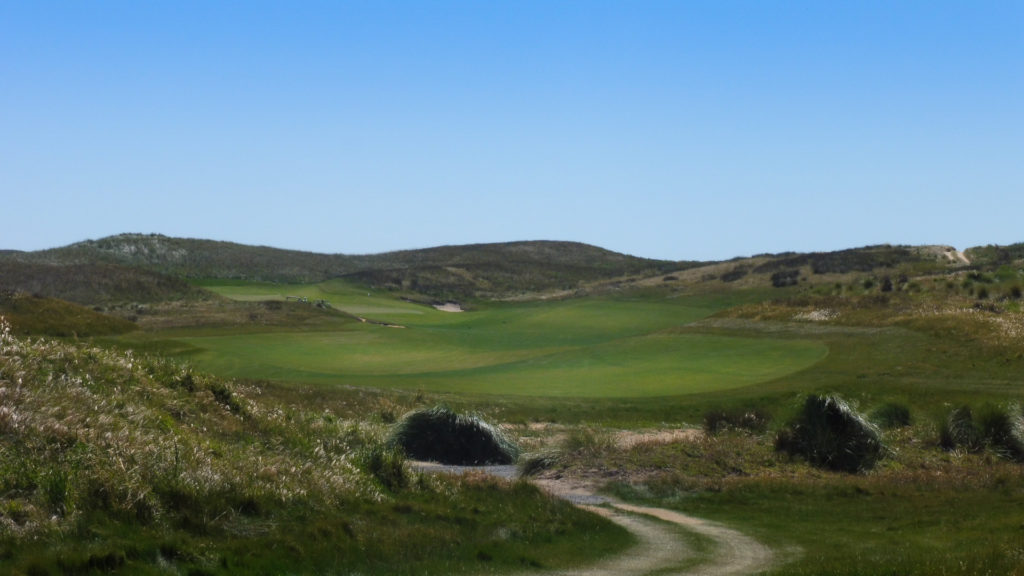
[0, 319, 630, 575]
[534, 410, 1024, 575]
[609, 434, 1024, 575]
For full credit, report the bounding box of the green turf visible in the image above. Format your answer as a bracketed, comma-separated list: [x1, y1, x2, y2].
[171, 282, 827, 397]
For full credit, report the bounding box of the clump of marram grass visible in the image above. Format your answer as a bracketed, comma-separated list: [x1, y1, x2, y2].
[387, 405, 519, 465]
[939, 403, 1024, 461]
[775, 394, 884, 473]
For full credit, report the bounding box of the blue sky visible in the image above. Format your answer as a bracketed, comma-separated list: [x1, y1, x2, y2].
[2, 1, 1021, 261]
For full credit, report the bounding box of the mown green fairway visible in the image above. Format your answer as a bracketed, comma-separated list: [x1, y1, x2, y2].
[174, 281, 827, 397]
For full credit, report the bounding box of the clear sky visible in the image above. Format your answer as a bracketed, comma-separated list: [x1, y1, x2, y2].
[2, 1, 1021, 261]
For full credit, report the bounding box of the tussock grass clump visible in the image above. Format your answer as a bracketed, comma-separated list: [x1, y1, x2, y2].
[356, 445, 408, 491]
[940, 403, 1024, 460]
[775, 394, 884, 473]
[518, 450, 562, 477]
[939, 405, 983, 452]
[388, 405, 519, 465]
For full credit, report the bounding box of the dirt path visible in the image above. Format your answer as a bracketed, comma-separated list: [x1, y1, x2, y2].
[414, 463, 775, 576]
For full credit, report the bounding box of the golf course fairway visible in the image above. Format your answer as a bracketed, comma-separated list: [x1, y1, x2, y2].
[174, 284, 828, 397]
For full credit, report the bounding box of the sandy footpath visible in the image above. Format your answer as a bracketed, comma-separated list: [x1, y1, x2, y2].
[413, 462, 776, 576]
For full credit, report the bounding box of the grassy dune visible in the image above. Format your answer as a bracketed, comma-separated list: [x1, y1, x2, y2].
[0, 319, 630, 575]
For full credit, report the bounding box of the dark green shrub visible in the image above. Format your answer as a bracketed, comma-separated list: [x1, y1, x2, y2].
[387, 405, 519, 465]
[939, 406, 982, 451]
[975, 404, 1024, 460]
[775, 394, 884, 473]
[720, 267, 749, 282]
[208, 382, 242, 414]
[173, 369, 196, 392]
[771, 269, 800, 288]
[869, 402, 912, 429]
[357, 445, 408, 491]
[938, 403, 1024, 460]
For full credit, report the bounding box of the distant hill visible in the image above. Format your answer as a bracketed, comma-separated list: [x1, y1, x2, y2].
[3, 233, 1020, 304]
[3, 233, 677, 300]
[744, 244, 967, 275]
[19, 234, 343, 283]
[0, 259, 206, 305]
[343, 241, 683, 299]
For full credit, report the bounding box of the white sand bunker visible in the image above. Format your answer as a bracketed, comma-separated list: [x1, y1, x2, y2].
[433, 302, 464, 312]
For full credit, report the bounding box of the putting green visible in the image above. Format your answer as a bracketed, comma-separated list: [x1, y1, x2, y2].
[177, 281, 828, 398]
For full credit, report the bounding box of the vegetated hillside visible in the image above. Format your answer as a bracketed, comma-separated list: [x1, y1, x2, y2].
[0, 291, 137, 337]
[345, 241, 683, 299]
[8, 233, 678, 298]
[964, 242, 1024, 268]
[15, 233, 343, 283]
[0, 260, 207, 305]
[0, 320, 624, 575]
[649, 244, 973, 293]
[749, 244, 958, 274]
[8, 233, 1018, 301]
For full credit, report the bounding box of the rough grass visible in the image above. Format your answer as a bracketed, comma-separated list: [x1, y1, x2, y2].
[868, 402, 912, 429]
[0, 318, 628, 574]
[545, 418, 1024, 576]
[0, 259, 206, 305]
[617, 459, 1024, 576]
[0, 292, 136, 337]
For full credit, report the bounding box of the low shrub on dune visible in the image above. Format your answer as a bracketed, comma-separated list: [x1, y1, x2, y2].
[775, 394, 884, 473]
[388, 405, 519, 465]
[940, 403, 1024, 461]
